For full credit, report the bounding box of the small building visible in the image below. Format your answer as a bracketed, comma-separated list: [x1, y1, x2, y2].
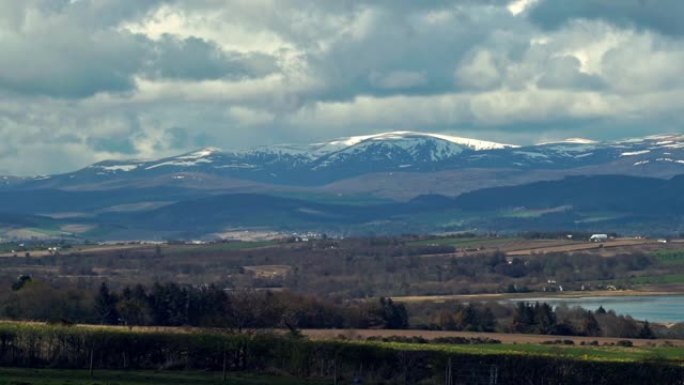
[589, 234, 608, 242]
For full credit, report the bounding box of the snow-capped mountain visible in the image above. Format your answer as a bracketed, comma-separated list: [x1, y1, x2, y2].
[7, 131, 684, 190]
[1, 131, 684, 240]
[317, 131, 516, 151]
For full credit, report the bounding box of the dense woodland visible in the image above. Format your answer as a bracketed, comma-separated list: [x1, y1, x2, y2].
[0, 279, 668, 339]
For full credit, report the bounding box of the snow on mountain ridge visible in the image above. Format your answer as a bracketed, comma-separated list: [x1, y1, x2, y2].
[144, 147, 221, 170]
[54, 132, 684, 182]
[177, 147, 221, 160]
[537, 138, 598, 145]
[320, 131, 516, 151]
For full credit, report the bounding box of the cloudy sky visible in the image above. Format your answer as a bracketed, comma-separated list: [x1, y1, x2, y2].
[1, 0, 683, 175]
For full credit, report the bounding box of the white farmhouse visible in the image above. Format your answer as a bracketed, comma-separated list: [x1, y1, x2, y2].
[589, 234, 608, 242]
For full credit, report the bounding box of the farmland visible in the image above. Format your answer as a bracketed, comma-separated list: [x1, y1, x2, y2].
[1, 234, 684, 301]
[0, 322, 682, 385]
[0, 235, 683, 383]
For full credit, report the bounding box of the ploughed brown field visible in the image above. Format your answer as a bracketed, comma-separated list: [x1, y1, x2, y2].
[301, 328, 684, 347]
[3, 321, 679, 348]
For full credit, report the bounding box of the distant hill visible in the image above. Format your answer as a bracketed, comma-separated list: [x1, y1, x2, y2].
[454, 175, 684, 214]
[1, 131, 684, 239]
[4, 132, 683, 199]
[85, 175, 684, 237]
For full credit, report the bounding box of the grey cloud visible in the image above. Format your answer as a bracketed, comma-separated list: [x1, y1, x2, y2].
[149, 35, 279, 81]
[298, 2, 528, 101]
[0, 0, 276, 98]
[369, 71, 428, 90]
[0, 0, 150, 98]
[537, 56, 604, 90]
[0, 27, 147, 98]
[164, 126, 212, 150]
[529, 0, 684, 36]
[88, 137, 137, 154]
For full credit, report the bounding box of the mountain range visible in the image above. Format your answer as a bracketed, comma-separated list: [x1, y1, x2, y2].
[9, 131, 684, 193]
[1, 131, 683, 240]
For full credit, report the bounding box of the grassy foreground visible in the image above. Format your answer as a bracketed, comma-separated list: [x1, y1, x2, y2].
[359, 340, 684, 364]
[0, 368, 324, 385]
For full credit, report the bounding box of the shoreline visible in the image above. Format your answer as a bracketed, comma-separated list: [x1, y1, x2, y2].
[393, 289, 684, 303]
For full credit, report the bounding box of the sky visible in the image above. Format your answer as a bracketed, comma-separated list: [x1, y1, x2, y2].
[1, 0, 683, 175]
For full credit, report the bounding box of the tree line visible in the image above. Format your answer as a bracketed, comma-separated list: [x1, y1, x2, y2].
[3, 278, 409, 330]
[1, 277, 666, 339]
[414, 301, 657, 339]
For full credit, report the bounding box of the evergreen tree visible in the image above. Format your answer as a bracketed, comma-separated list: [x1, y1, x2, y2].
[534, 303, 556, 334]
[94, 282, 119, 325]
[117, 285, 149, 327]
[379, 297, 409, 329]
[582, 311, 601, 337]
[512, 302, 534, 333]
[638, 321, 656, 339]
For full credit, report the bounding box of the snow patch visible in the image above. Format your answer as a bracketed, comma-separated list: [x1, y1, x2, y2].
[620, 150, 650, 157]
[514, 151, 548, 158]
[146, 158, 212, 170]
[538, 138, 598, 145]
[213, 164, 256, 169]
[177, 147, 220, 160]
[654, 158, 684, 164]
[99, 164, 139, 172]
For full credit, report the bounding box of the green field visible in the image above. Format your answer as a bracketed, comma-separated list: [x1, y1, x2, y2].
[654, 250, 684, 266]
[0, 368, 324, 385]
[355, 340, 683, 364]
[621, 273, 684, 285]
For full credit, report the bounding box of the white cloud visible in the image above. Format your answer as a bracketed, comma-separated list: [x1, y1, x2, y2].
[507, 0, 539, 16]
[455, 50, 503, 90]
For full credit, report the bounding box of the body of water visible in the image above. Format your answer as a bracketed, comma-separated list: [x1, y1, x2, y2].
[511, 295, 684, 323]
